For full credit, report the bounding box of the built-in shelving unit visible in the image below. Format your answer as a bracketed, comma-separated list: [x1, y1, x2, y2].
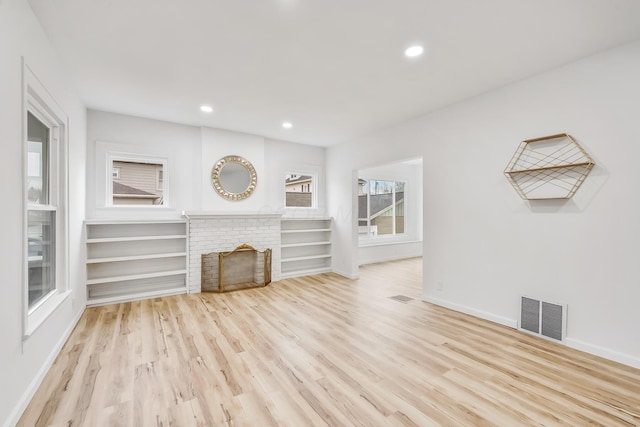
[280, 217, 332, 278]
[85, 220, 188, 306]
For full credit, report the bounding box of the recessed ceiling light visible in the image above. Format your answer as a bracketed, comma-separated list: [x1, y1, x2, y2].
[200, 105, 213, 113]
[404, 45, 424, 58]
[282, 122, 293, 129]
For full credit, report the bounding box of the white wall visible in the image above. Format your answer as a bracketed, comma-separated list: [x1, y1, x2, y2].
[327, 40, 640, 368]
[0, 0, 86, 425]
[87, 111, 327, 217]
[86, 110, 202, 219]
[264, 138, 326, 216]
[358, 161, 423, 265]
[200, 128, 266, 211]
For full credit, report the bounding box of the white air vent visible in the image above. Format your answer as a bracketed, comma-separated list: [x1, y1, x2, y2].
[519, 296, 567, 342]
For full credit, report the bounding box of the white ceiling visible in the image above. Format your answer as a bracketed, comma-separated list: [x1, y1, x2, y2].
[28, 0, 640, 146]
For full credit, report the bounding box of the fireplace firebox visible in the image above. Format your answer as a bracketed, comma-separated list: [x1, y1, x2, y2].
[201, 244, 272, 292]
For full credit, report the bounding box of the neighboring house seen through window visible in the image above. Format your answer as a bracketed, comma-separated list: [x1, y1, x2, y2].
[108, 156, 166, 206]
[285, 173, 315, 208]
[358, 179, 405, 237]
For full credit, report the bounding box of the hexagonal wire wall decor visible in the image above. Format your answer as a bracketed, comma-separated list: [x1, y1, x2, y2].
[504, 133, 595, 200]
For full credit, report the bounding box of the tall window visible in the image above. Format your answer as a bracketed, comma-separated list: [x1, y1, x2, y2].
[358, 179, 405, 237]
[24, 65, 69, 335]
[285, 173, 315, 208]
[27, 113, 56, 307]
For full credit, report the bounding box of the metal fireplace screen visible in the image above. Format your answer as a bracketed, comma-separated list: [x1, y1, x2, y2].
[201, 244, 272, 292]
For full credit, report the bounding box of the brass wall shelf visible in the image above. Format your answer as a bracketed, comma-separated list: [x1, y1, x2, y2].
[504, 133, 595, 200]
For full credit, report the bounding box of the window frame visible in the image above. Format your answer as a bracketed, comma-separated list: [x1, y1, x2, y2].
[358, 178, 407, 241]
[284, 171, 317, 209]
[106, 152, 169, 208]
[23, 64, 70, 337]
[156, 168, 164, 191]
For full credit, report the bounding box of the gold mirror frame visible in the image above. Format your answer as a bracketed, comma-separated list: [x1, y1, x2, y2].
[211, 155, 257, 201]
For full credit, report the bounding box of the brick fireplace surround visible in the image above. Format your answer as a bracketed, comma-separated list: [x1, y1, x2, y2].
[182, 212, 282, 293]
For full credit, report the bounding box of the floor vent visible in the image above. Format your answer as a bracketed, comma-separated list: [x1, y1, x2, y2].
[520, 296, 566, 341]
[389, 295, 414, 303]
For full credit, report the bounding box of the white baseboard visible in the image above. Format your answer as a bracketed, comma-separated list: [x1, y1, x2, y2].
[332, 268, 359, 280]
[565, 338, 640, 369]
[5, 306, 86, 427]
[424, 295, 640, 370]
[358, 241, 422, 266]
[359, 252, 423, 266]
[422, 295, 518, 329]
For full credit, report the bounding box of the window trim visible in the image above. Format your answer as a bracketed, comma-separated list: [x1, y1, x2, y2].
[284, 171, 317, 209]
[106, 152, 169, 208]
[156, 168, 164, 191]
[23, 63, 70, 338]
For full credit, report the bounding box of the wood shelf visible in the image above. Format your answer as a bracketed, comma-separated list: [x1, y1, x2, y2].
[505, 161, 592, 175]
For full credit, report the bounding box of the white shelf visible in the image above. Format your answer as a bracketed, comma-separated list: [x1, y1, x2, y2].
[87, 252, 187, 264]
[281, 228, 331, 234]
[281, 267, 332, 279]
[281, 254, 331, 263]
[87, 269, 187, 285]
[281, 241, 331, 248]
[86, 234, 186, 243]
[280, 216, 332, 221]
[86, 287, 187, 307]
[85, 219, 187, 225]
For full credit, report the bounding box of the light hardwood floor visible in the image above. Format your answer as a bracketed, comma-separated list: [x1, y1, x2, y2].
[18, 258, 640, 426]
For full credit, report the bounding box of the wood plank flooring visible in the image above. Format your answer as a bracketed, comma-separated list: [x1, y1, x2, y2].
[18, 258, 640, 426]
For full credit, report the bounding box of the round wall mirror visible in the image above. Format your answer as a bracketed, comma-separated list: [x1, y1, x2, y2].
[211, 155, 257, 200]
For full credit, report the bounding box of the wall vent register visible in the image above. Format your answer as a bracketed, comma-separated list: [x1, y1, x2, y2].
[520, 296, 566, 342]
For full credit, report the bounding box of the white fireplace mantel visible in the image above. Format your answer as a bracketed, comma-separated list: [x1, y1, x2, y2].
[182, 211, 283, 219]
